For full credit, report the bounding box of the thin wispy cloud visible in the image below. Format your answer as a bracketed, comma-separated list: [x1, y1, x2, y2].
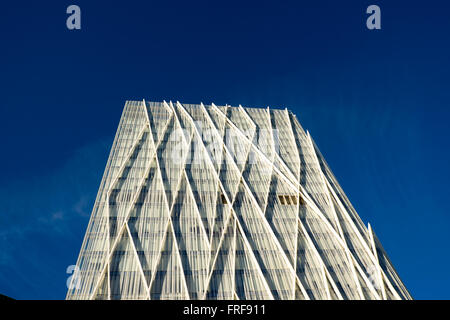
[0, 137, 111, 299]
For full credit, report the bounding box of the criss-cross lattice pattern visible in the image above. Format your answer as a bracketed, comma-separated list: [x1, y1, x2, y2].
[66, 100, 411, 300]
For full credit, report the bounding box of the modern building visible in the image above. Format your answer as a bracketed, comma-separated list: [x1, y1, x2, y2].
[66, 100, 411, 300]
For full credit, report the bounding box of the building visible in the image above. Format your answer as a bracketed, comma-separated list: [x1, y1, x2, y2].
[66, 100, 411, 300]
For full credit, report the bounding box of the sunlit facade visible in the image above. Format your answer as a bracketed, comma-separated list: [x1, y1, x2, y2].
[66, 100, 411, 300]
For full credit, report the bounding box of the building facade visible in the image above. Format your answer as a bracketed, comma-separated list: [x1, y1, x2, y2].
[66, 100, 411, 300]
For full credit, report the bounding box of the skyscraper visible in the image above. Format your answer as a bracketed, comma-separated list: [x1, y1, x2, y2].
[66, 100, 411, 300]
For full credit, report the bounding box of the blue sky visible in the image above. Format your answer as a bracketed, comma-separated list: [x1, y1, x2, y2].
[0, 1, 449, 299]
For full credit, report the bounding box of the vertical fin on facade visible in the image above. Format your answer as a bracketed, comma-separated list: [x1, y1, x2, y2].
[170, 173, 210, 299]
[156, 113, 191, 208]
[296, 222, 329, 299]
[109, 230, 148, 300]
[234, 227, 274, 300]
[264, 170, 299, 268]
[92, 272, 109, 300]
[299, 204, 360, 299]
[150, 223, 189, 299]
[145, 101, 172, 145]
[126, 157, 170, 287]
[234, 183, 295, 299]
[184, 133, 219, 242]
[108, 127, 151, 243]
[205, 217, 236, 299]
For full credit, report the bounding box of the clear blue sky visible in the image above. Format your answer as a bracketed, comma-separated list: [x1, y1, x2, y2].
[0, 1, 449, 299]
